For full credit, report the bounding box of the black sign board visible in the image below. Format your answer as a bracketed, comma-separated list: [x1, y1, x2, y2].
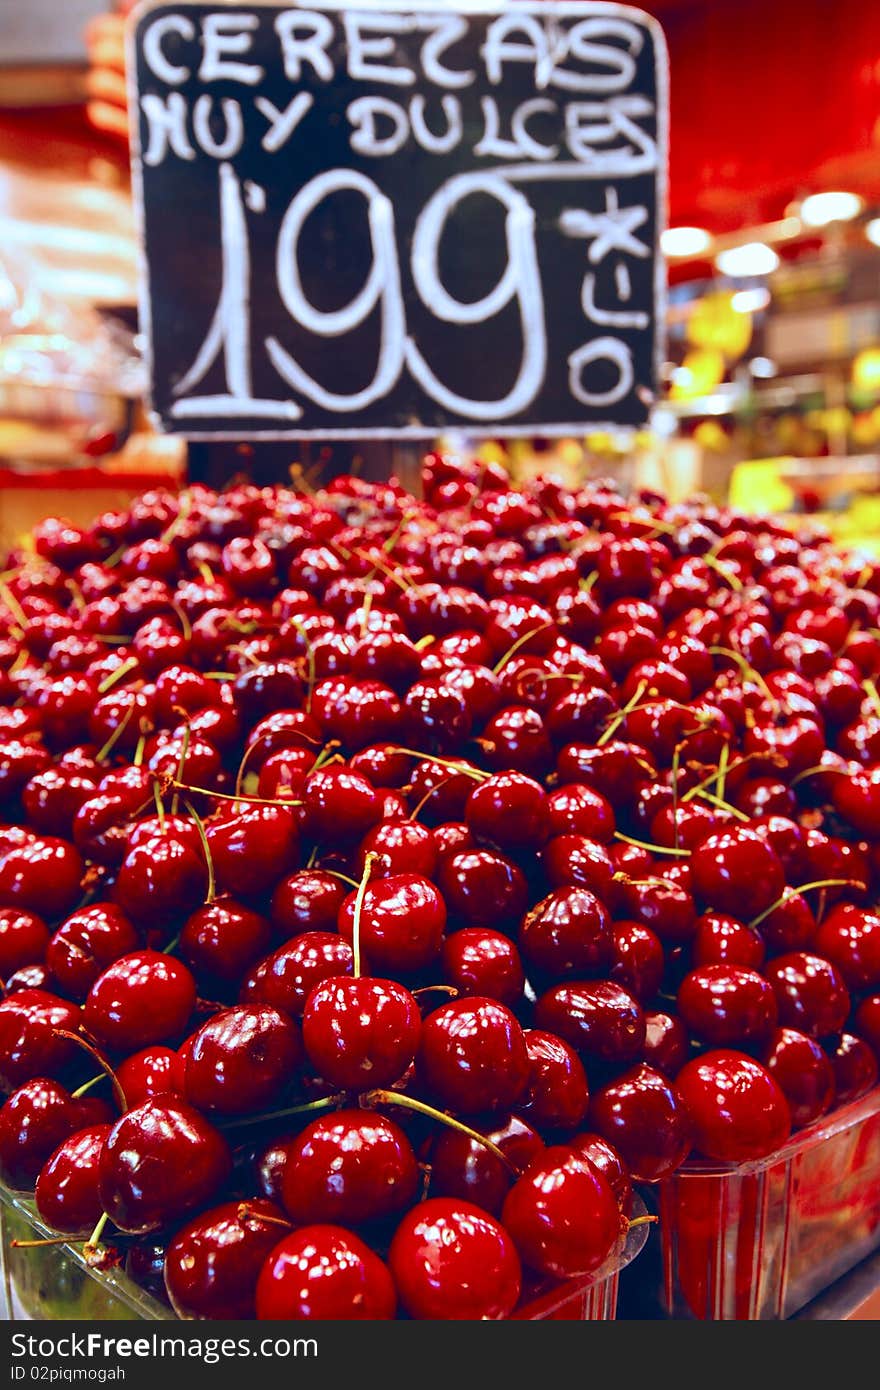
[130, 0, 667, 438]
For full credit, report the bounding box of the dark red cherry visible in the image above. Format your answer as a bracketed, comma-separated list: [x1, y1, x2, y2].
[691, 913, 766, 969]
[206, 805, 299, 899]
[46, 903, 139, 1002]
[418, 998, 529, 1114]
[569, 1133, 632, 1211]
[0, 908, 50, 978]
[269, 870, 348, 940]
[256, 1226, 396, 1321]
[178, 898, 272, 987]
[675, 1050, 791, 1163]
[98, 1099, 232, 1234]
[544, 783, 615, 843]
[389, 1198, 521, 1321]
[642, 1010, 690, 1078]
[281, 1109, 418, 1226]
[0, 836, 84, 920]
[761, 1027, 835, 1128]
[689, 829, 786, 921]
[534, 981, 646, 1065]
[0, 1078, 79, 1188]
[854, 994, 880, 1058]
[440, 929, 524, 1006]
[827, 1032, 878, 1105]
[115, 836, 206, 927]
[337, 874, 445, 975]
[436, 850, 528, 927]
[299, 767, 381, 842]
[117, 1046, 185, 1108]
[676, 965, 777, 1047]
[35, 1123, 110, 1235]
[518, 1030, 589, 1131]
[813, 904, 880, 991]
[519, 887, 612, 980]
[184, 1005, 302, 1115]
[464, 772, 547, 852]
[0, 990, 80, 1092]
[83, 951, 196, 1052]
[165, 1199, 289, 1320]
[427, 1114, 543, 1217]
[763, 952, 850, 1039]
[608, 921, 665, 1002]
[541, 835, 615, 902]
[501, 1145, 620, 1279]
[302, 977, 420, 1090]
[589, 1063, 692, 1182]
[240, 933, 354, 1018]
[355, 821, 437, 880]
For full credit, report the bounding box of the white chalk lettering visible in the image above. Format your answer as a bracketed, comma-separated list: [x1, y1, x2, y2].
[141, 92, 195, 166]
[274, 11, 335, 82]
[552, 19, 642, 92]
[482, 15, 554, 90]
[142, 14, 194, 86]
[193, 95, 244, 159]
[198, 13, 264, 85]
[410, 94, 462, 154]
[415, 13, 475, 89]
[255, 92, 314, 153]
[348, 96, 410, 156]
[511, 98, 559, 161]
[568, 335, 633, 406]
[345, 13, 417, 86]
[474, 97, 531, 159]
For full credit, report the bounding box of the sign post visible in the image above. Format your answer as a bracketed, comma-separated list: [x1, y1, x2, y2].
[130, 0, 667, 443]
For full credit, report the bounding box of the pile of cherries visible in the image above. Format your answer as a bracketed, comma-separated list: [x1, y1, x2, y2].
[0, 454, 879, 1320]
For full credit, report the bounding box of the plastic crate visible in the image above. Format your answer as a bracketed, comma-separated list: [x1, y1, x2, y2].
[0, 1186, 649, 1322]
[657, 1087, 880, 1320]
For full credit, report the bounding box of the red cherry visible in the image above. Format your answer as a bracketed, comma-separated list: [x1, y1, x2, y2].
[854, 994, 880, 1058]
[675, 1049, 791, 1163]
[0, 990, 80, 1092]
[0, 836, 84, 920]
[534, 981, 646, 1065]
[389, 1198, 521, 1320]
[676, 965, 777, 1047]
[241, 932, 354, 1018]
[257, 1226, 396, 1320]
[165, 1199, 289, 1319]
[440, 929, 525, 1006]
[206, 805, 299, 899]
[280, 1109, 418, 1226]
[608, 920, 665, 1002]
[418, 998, 529, 1114]
[46, 903, 139, 1002]
[544, 783, 615, 842]
[427, 1114, 543, 1217]
[115, 836, 206, 927]
[300, 767, 381, 842]
[269, 870, 348, 940]
[0, 1078, 80, 1188]
[35, 1123, 110, 1235]
[0, 908, 50, 978]
[518, 1029, 589, 1130]
[813, 904, 880, 990]
[83, 951, 196, 1052]
[692, 912, 766, 969]
[642, 1010, 690, 1078]
[117, 1046, 185, 1107]
[541, 835, 615, 902]
[689, 829, 786, 920]
[465, 772, 547, 852]
[761, 1027, 835, 1128]
[827, 1032, 878, 1105]
[519, 887, 612, 980]
[355, 820, 437, 879]
[184, 1005, 302, 1115]
[502, 1145, 621, 1278]
[337, 874, 445, 975]
[569, 1132, 632, 1210]
[178, 898, 272, 987]
[763, 952, 850, 1038]
[302, 977, 420, 1089]
[436, 849, 528, 927]
[589, 1063, 692, 1182]
[99, 1098, 232, 1233]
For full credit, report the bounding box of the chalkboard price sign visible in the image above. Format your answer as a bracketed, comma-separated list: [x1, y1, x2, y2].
[130, 0, 667, 438]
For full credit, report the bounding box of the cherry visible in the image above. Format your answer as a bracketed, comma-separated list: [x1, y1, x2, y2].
[117, 1046, 185, 1107]
[436, 849, 528, 927]
[0, 990, 80, 1092]
[569, 1132, 632, 1211]
[608, 920, 665, 1002]
[589, 1063, 692, 1182]
[519, 887, 612, 980]
[389, 1198, 521, 1320]
[427, 1114, 543, 1217]
[854, 994, 880, 1058]
[269, 870, 347, 940]
[22, 766, 98, 838]
[165, 1199, 289, 1319]
[541, 835, 615, 902]
[0, 836, 84, 920]
[300, 766, 381, 842]
[337, 874, 446, 975]
[464, 772, 547, 852]
[827, 1032, 878, 1105]
[178, 898, 272, 988]
[0, 908, 50, 978]
[676, 965, 777, 1047]
[642, 1010, 690, 1078]
[763, 952, 850, 1039]
[281, 1109, 418, 1225]
[241, 933, 354, 1018]
[813, 904, 880, 991]
[418, 998, 529, 1114]
[46, 903, 139, 1002]
[518, 1030, 589, 1131]
[761, 1027, 835, 1128]
[35, 1123, 111, 1235]
[480, 705, 553, 778]
[616, 875, 698, 946]
[115, 835, 207, 927]
[441, 929, 525, 1006]
[502, 1146, 620, 1279]
[0, 1078, 81, 1188]
[84, 951, 196, 1052]
[256, 1225, 396, 1320]
[99, 1098, 232, 1234]
[356, 820, 437, 879]
[691, 913, 766, 969]
[674, 1049, 791, 1163]
[544, 783, 615, 843]
[302, 977, 420, 1090]
[184, 1005, 302, 1115]
[534, 981, 646, 1065]
[206, 804, 299, 899]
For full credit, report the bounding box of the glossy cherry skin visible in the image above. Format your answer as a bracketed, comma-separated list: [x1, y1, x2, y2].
[84, 951, 196, 1052]
[206, 805, 299, 900]
[184, 1006, 302, 1115]
[502, 1146, 620, 1279]
[518, 1030, 589, 1131]
[464, 772, 547, 852]
[302, 976, 420, 1090]
[117, 1046, 185, 1108]
[763, 952, 851, 1039]
[813, 905, 880, 991]
[589, 1063, 692, 1182]
[569, 1133, 632, 1211]
[280, 1110, 418, 1226]
[0, 836, 84, 920]
[608, 921, 665, 1002]
[299, 767, 381, 843]
[35, 1123, 111, 1235]
[0, 1078, 81, 1188]
[256, 1226, 396, 1321]
[674, 1050, 791, 1163]
[269, 870, 348, 940]
[854, 994, 880, 1059]
[0, 908, 50, 978]
[676, 965, 777, 1047]
[761, 1027, 835, 1128]
[689, 829, 786, 921]
[0, 990, 80, 1092]
[427, 1114, 544, 1217]
[337, 875, 445, 975]
[615, 875, 697, 945]
[355, 821, 437, 880]
[418, 998, 530, 1114]
[544, 783, 615, 843]
[389, 1198, 521, 1321]
[642, 1010, 690, 1078]
[114, 835, 207, 928]
[692, 913, 766, 970]
[241, 933, 354, 1018]
[165, 1199, 289, 1320]
[46, 904, 139, 1002]
[98, 1099, 232, 1234]
[827, 1033, 878, 1105]
[519, 887, 611, 980]
[440, 929, 525, 1006]
[541, 835, 615, 902]
[178, 898, 272, 988]
[534, 981, 646, 1065]
[435, 849, 528, 927]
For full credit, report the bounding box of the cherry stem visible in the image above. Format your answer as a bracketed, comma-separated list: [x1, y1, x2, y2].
[160, 489, 192, 545]
[83, 1212, 109, 1265]
[597, 680, 648, 748]
[181, 797, 216, 905]
[0, 581, 28, 632]
[170, 723, 191, 817]
[169, 778, 302, 809]
[709, 645, 776, 707]
[218, 1093, 345, 1130]
[351, 852, 378, 979]
[613, 831, 691, 858]
[54, 1030, 127, 1113]
[286, 617, 317, 710]
[862, 679, 880, 721]
[132, 733, 147, 769]
[387, 748, 488, 781]
[196, 561, 215, 584]
[71, 1074, 105, 1099]
[749, 879, 859, 928]
[362, 1090, 519, 1176]
[169, 600, 193, 642]
[323, 868, 360, 889]
[152, 777, 166, 829]
[790, 763, 846, 786]
[492, 622, 555, 675]
[310, 740, 342, 773]
[627, 1214, 659, 1231]
[693, 788, 750, 822]
[412, 984, 459, 1000]
[97, 656, 139, 695]
[235, 1203, 292, 1232]
[95, 700, 136, 765]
